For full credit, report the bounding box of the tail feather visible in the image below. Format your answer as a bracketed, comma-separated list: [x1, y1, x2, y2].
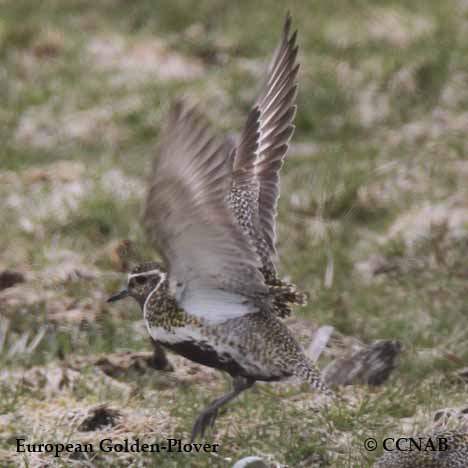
[269, 278, 308, 318]
[259, 265, 308, 318]
[295, 360, 334, 398]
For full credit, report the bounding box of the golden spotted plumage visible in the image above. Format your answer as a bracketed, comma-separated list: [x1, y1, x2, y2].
[373, 430, 468, 468]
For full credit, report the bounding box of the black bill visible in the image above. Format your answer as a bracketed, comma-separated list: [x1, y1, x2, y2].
[107, 289, 129, 302]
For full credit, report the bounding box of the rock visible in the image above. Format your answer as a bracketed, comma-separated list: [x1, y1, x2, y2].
[78, 404, 121, 432]
[232, 456, 269, 468]
[0, 270, 25, 291]
[456, 367, 468, 382]
[324, 340, 403, 386]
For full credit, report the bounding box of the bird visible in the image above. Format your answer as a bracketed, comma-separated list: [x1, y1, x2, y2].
[373, 430, 468, 467]
[107, 13, 333, 441]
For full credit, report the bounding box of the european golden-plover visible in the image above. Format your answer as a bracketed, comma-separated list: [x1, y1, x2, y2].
[108, 14, 332, 441]
[373, 430, 468, 467]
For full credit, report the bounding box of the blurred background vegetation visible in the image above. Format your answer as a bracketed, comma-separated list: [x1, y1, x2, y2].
[0, 0, 467, 466]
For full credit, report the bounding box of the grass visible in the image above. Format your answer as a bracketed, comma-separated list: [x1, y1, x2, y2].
[0, 0, 467, 466]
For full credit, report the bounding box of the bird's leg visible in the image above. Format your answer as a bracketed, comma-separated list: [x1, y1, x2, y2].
[190, 376, 255, 442]
[149, 339, 174, 371]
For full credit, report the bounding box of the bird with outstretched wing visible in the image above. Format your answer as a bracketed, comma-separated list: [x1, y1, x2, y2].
[108, 14, 331, 442]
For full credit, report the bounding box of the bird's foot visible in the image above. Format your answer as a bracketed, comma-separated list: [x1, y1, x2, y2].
[190, 407, 219, 442]
[150, 341, 174, 371]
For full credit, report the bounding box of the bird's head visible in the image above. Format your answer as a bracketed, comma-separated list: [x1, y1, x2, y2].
[107, 261, 166, 307]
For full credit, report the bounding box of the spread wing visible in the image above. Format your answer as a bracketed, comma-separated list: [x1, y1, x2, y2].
[232, 13, 299, 258]
[143, 100, 268, 324]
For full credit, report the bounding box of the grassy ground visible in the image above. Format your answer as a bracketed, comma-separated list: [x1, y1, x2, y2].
[1, 0, 467, 466]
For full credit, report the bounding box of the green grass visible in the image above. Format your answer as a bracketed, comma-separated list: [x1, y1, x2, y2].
[0, 0, 467, 466]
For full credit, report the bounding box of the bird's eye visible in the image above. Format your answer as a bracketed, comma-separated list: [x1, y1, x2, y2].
[135, 276, 146, 285]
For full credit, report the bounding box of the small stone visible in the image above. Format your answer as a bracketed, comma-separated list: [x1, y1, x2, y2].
[0, 270, 25, 291]
[232, 456, 269, 468]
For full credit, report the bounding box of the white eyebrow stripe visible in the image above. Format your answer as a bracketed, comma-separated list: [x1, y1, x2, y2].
[128, 269, 162, 279]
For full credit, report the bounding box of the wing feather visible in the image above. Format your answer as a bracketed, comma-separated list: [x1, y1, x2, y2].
[143, 100, 268, 324]
[232, 13, 299, 257]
